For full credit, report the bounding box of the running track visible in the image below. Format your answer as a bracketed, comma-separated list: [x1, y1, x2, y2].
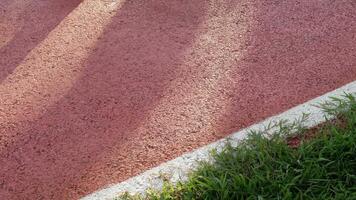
[0, 0, 356, 199]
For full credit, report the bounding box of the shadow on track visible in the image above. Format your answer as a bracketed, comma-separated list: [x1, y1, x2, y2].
[0, 0, 81, 82]
[215, 0, 356, 139]
[0, 1, 207, 199]
[2, 1, 355, 200]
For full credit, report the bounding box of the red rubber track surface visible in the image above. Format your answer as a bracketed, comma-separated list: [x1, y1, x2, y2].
[1, 0, 356, 199]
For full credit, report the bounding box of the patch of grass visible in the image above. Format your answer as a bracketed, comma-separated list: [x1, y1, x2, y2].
[119, 94, 356, 200]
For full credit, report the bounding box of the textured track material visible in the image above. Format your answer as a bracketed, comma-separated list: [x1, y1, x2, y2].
[83, 81, 356, 200]
[1, 0, 356, 199]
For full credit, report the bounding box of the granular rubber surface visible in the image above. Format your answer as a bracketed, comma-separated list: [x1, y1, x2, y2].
[1, 0, 356, 199]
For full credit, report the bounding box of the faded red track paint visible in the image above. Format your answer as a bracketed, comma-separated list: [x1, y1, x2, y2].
[1, 0, 356, 199]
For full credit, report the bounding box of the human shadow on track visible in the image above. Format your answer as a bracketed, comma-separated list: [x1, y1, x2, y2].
[0, 0, 81, 82]
[0, 1, 207, 199]
[214, 0, 356, 139]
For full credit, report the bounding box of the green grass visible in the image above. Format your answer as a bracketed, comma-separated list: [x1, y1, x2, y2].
[119, 94, 356, 200]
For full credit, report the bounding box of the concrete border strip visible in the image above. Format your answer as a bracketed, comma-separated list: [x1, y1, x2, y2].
[82, 81, 356, 200]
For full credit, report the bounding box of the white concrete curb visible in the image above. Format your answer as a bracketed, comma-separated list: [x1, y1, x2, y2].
[82, 81, 356, 200]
